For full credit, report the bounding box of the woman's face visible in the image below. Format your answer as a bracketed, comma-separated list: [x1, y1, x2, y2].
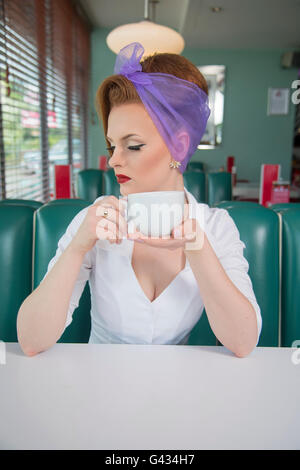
[106, 102, 183, 197]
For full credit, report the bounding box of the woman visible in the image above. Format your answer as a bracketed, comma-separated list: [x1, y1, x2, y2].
[17, 43, 262, 357]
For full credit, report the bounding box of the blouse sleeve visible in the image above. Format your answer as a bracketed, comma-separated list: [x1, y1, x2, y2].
[203, 206, 262, 346]
[40, 205, 94, 331]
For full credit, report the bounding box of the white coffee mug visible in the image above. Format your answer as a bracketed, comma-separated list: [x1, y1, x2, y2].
[126, 191, 185, 237]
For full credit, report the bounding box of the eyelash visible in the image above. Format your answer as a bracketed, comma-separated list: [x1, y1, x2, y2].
[106, 144, 145, 154]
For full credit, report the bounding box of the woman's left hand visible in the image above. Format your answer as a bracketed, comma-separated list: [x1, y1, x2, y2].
[126, 212, 204, 251]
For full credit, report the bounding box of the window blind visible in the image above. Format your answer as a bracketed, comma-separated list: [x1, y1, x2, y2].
[0, 0, 91, 202]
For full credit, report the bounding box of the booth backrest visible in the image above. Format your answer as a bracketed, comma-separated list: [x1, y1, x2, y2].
[76, 169, 104, 203]
[46, 198, 88, 206]
[187, 161, 204, 172]
[0, 199, 43, 210]
[188, 205, 280, 346]
[214, 201, 263, 209]
[0, 204, 36, 341]
[103, 169, 120, 197]
[280, 209, 300, 347]
[0, 200, 297, 347]
[269, 203, 300, 212]
[207, 172, 232, 206]
[33, 201, 92, 342]
[183, 171, 206, 203]
[188, 310, 218, 346]
[227, 206, 280, 345]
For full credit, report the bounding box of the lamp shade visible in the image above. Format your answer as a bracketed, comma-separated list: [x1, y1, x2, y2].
[106, 20, 185, 55]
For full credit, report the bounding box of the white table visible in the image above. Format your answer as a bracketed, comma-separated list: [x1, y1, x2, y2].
[1, 343, 300, 450]
[233, 182, 300, 200]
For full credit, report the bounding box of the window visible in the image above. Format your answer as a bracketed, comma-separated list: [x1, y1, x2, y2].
[0, 0, 91, 201]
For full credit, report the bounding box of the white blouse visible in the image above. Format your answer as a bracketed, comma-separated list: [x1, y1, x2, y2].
[42, 187, 262, 346]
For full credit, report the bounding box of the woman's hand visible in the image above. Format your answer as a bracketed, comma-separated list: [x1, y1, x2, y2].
[127, 204, 204, 251]
[71, 196, 127, 255]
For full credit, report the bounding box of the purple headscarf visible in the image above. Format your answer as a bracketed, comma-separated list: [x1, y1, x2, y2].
[113, 42, 211, 173]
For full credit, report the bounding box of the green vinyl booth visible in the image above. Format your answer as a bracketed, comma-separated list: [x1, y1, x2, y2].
[0, 204, 36, 341]
[207, 171, 232, 207]
[186, 161, 204, 172]
[268, 203, 300, 212]
[0, 201, 297, 348]
[76, 168, 120, 201]
[214, 201, 263, 210]
[103, 168, 121, 197]
[183, 171, 206, 203]
[0, 199, 43, 210]
[45, 198, 88, 206]
[76, 169, 104, 203]
[279, 209, 300, 347]
[188, 205, 280, 346]
[33, 200, 92, 343]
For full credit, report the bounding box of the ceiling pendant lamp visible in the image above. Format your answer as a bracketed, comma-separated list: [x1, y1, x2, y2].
[106, 0, 185, 55]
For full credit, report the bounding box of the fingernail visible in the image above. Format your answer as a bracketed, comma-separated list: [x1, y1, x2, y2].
[174, 228, 181, 238]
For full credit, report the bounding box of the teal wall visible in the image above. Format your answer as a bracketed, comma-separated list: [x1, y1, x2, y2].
[89, 27, 298, 183]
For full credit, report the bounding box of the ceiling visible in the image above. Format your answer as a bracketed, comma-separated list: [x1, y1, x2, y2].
[78, 0, 300, 49]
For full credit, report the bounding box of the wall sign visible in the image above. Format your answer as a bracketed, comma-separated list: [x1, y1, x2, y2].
[267, 88, 289, 115]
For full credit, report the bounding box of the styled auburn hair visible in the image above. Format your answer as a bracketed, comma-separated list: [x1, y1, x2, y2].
[95, 51, 209, 155]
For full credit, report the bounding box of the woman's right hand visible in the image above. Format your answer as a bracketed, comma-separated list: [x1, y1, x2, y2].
[71, 196, 128, 255]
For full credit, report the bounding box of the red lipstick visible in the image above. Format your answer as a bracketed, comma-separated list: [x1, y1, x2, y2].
[116, 174, 131, 184]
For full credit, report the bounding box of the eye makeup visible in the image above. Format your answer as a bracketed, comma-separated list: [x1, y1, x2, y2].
[106, 144, 146, 153]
